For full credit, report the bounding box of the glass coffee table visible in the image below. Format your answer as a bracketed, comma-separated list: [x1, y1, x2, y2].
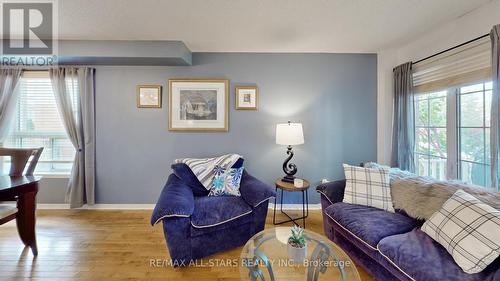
[240, 227, 361, 281]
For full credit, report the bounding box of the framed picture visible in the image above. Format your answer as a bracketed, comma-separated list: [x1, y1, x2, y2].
[168, 79, 229, 131]
[137, 85, 162, 108]
[236, 86, 258, 110]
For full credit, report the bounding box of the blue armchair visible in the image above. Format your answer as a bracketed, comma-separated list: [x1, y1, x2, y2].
[151, 163, 275, 265]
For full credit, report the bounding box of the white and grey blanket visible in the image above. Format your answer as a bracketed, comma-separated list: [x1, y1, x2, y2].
[174, 154, 242, 189]
[364, 162, 500, 220]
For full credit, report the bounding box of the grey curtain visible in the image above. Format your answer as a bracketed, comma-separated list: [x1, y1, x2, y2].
[490, 24, 500, 189]
[391, 62, 415, 172]
[50, 67, 96, 208]
[0, 68, 22, 142]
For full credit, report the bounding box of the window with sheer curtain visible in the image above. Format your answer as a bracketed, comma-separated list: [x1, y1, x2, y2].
[1, 71, 75, 176]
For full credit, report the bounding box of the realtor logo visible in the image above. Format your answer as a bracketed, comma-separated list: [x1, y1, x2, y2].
[1, 0, 57, 65]
[2, 2, 53, 54]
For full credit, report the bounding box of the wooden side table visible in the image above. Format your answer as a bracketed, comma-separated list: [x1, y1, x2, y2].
[273, 178, 310, 228]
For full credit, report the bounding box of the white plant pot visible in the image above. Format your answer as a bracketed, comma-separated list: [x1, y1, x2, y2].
[287, 243, 307, 264]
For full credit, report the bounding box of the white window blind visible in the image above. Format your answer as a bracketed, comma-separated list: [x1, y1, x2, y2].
[413, 37, 491, 93]
[2, 71, 75, 175]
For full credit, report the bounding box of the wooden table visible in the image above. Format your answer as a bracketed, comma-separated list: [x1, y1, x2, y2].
[0, 176, 41, 255]
[273, 178, 310, 228]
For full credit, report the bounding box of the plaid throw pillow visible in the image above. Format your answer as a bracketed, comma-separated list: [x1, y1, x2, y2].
[421, 189, 500, 274]
[342, 164, 394, 212]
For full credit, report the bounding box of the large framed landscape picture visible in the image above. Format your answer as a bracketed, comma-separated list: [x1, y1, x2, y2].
[168, 79, 229, 131]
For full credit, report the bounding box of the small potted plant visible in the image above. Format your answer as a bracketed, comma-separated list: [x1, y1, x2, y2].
[287, 225, 307, 263]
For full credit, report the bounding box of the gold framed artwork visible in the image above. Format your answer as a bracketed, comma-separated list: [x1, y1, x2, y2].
[168, 79, 229, 132]
[235, 86, 258, 110]
[137, 85, 162, 108]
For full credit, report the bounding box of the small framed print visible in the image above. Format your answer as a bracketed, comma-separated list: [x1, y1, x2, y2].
[137, 85, 162, 108]
[236, 86, 258, 110]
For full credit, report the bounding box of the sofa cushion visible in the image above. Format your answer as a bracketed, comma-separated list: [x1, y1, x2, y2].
[232, 157, 244, 168]
[171, 163, 209, 196]
[324, 202, 420, 249]
[151, 174, 195, 225]
[208, 165, 244, 197]
[421, 189, 500, 274]
[191, 196, 252, 229]
[174, 154, 243, 189]
[378, 229, 500, 281]
[343, 164, 394, 212]
[171, 159, 245, 197]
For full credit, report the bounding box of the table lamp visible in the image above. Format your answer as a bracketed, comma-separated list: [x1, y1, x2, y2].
[276, 121, 304, 182]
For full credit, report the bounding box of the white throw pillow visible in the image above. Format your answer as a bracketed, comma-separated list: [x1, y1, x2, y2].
[421, 189, 500, 274]
[342, 164, 394, 212]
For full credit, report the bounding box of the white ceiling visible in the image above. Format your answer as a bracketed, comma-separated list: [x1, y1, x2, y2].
[58, 0, 492, 53]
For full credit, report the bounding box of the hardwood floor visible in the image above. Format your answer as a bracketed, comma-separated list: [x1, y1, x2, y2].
[0, 209, 374, 281]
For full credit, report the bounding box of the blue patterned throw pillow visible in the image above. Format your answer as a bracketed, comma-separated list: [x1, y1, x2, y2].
[208, 165, 244, 197]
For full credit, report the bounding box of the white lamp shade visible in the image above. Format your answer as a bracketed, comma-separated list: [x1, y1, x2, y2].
[276, 122, 304, 145]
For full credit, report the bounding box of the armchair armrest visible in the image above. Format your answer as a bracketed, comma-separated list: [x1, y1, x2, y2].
[316, 180, 346, 205]
[239, 171, 276, 208]
[151, 174, 195, 225]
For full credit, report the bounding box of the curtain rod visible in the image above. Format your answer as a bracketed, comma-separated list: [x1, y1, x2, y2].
[413, 33, 489, 65]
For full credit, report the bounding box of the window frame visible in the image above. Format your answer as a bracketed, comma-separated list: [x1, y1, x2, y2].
[456, 81, 492, 186]
[414, 80, 492, 187]
[414, 91, 448, 181]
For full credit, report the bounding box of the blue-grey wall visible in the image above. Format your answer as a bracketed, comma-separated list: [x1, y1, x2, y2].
[92, 53, 377, 204]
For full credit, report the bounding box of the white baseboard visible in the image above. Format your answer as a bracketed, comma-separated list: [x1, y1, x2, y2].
[81, 204, 156, 210]
[37, 204, 156, 210]
[36, 203, 322, 210]
[37, 204, 70, 209]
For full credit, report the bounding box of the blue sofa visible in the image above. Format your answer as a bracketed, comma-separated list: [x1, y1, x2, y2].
[151, 163, 275, 265]
[317, 180, 500, 281]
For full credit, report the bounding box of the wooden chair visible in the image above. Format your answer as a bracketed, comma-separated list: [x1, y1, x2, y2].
[0, 147, 44, 177]
[0, 205, 18, 225]
[0, 147, 44, 225]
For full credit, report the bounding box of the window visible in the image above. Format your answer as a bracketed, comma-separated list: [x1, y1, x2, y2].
[414, 81, 493, 187]
[458, 82, 492, 186]
[411, 36, 495, 188]
[2, 71, 75, 175]
[415, 91, 448, 181]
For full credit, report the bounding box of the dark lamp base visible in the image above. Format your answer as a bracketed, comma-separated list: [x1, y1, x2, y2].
[282, 175, 295, 183]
